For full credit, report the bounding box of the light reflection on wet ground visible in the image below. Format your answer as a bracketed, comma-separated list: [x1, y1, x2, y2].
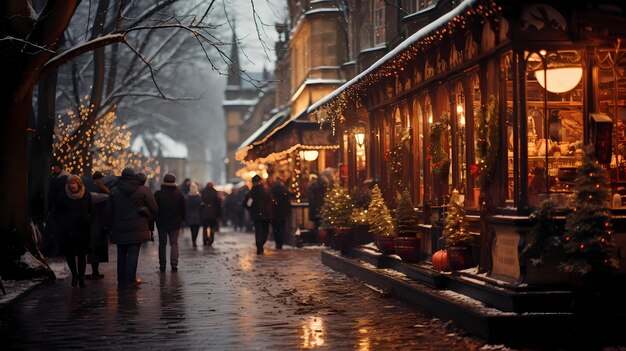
[1, 229, 505, 350]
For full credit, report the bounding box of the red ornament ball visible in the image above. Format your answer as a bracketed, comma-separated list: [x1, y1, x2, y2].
[432, 249, 451, 271]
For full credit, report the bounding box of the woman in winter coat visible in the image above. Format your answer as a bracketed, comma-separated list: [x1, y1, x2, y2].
[245, 175, 272, 254]
[185, 182, 203, 247]
[200, 182, 221, 246]
[106, 168, 158, 288]
[53, 174, 95, 288]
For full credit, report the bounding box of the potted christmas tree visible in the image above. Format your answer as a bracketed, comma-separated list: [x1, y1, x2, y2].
[393, 190, 421, 262]
[320, 182, 354, 254]
[349, 186, 373, 246]
[443, 189, 475, 270]
[560, 145, 618, 313]
[367, 184, 395, 255]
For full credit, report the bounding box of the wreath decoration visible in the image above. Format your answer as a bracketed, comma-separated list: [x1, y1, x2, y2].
[474, 95, 499, 189]
[428, 112, 450, 183]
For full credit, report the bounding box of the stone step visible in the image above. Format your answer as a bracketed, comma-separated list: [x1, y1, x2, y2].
[350, 247, 572, 313]
[322, 250, 575, 346]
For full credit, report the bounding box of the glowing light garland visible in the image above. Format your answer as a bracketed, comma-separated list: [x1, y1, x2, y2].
[53, 99, 159, 177]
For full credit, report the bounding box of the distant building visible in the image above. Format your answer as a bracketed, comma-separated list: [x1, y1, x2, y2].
[222, 26, 275, 180]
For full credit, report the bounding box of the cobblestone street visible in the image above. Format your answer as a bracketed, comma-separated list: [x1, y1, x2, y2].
[1, 229, 508, 350]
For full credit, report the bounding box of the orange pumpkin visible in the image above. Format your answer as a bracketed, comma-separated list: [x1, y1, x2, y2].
[432, 249, 451, 271]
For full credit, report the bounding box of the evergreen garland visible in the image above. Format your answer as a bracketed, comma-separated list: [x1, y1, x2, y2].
[443, 189, 473, 247]
[388, 130, 410, 191]
[560, 145, 618, 276]
[428, 113, 450, 182]
[521, 200, 561, 266]
[320, 182, 354, 229]
[475, 95, 499, 189]
[367, 185, 395, 236]
[394, 190, 419, 237]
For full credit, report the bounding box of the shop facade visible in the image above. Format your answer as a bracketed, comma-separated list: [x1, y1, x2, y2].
[309, 0, 626, 283]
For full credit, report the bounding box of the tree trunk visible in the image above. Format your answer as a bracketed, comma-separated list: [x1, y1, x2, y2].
[29, 71, 59, 232]
[0, 87, 39, 278]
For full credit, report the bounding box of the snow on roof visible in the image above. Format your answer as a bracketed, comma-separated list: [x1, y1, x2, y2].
[307, 0, 479, 114]
[131, 132, 188, 159]
[222, 98, 259, 107]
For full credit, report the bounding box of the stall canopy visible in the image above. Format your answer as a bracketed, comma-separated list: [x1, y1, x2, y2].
[236, 108, 338, 163]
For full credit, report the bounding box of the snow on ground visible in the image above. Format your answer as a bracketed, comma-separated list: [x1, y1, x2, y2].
[0, 257, 68, 306]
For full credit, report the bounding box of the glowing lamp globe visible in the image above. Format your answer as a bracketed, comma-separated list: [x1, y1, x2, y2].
[534, 67, 583, 93]
[299, 150, 319, 162]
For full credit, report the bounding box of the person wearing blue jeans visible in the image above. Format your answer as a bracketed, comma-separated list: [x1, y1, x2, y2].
[116, 243, 142, 285]
[107, 168, 158, 288]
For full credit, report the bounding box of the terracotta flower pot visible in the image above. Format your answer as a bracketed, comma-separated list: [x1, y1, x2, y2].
[394, 236, 421, 263]
[376, 235, 396, 255]
[447, 246, 475, 270]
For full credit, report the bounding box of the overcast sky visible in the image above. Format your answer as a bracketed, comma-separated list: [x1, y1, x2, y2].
[227, 0, 287, 72]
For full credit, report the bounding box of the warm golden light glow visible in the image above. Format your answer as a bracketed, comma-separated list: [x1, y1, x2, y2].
[535, 67, 583, 93]
[299, 150, 319, 162]
[354, 133, 366, 147]
[301, 316, 325, 348]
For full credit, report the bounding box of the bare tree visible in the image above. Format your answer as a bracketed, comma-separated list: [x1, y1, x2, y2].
[0, 0, 267, 279]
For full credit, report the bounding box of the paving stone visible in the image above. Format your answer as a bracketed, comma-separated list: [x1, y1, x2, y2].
[1, 229, 508, 350]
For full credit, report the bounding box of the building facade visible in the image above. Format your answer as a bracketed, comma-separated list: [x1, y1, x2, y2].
[309, 0, 626, 283]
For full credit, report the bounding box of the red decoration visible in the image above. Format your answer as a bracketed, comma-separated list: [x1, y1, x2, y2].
[431, 249, 451, 271]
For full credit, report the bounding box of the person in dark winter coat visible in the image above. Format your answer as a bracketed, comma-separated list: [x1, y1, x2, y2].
[44, 161, 71, 257]
[106, 168, 158, 288]
[181, 178, 191, 196]
[307, 173, 327, 232]
[200, 182, 221, 246]
[53, 174, 95, 288]
[185, 182, 203, 247]
[86, 171, 110, 280]
[271, 173, 293, 249]
[154, 173, 186, 272]
[245, 175, 272, 254]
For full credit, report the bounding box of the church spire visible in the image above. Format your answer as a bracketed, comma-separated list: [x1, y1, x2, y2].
[227, 21, 241, 88]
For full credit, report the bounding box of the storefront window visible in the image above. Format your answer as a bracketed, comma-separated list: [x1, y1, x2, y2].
[470, 74, 481, 208]
[525, 49, 584, 207]
[501, 52, 515, 207]
[597, 47, 626, 199]
[453, 82, 466, 198]
[412, 98, 425, 205]
[424, 94, 433, 200]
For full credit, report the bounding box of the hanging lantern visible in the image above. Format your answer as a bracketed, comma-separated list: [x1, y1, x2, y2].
[299, 150, 319, 162]
[535, 67, 583, 93]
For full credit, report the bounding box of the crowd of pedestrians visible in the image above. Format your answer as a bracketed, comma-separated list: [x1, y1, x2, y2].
[43, 162, 333, 289]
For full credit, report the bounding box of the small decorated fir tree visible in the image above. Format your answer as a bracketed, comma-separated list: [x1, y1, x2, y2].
[320, 182, 354, 229]
[367, 185, 395, 236]
[394, 190, 419, 237]
[560, 145, 618, 276]
[443, 189, 473, 248]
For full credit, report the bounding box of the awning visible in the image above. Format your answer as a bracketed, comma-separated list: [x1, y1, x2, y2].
[307, 0, 483, 114]
[236, 108, 290, 160]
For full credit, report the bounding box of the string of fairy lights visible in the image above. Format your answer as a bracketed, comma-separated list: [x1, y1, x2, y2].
[53, 98, 159, 177]
[314, 1, 501, 129]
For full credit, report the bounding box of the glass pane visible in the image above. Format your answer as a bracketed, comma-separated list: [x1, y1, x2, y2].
[597, 47, 626, 200]
[453, 82, 466, 198]
[526, 50, 584, 207]
[412, 99, 424, 205]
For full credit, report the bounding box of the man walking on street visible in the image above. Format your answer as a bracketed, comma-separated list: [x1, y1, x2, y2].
[154, 173, 186, 272]
[245, 175, 272, 254]
[107, 168, 158, 288]
[271, 171, 292, 249]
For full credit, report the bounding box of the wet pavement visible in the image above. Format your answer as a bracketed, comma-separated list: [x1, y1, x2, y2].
[1, 229, 513, 350]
